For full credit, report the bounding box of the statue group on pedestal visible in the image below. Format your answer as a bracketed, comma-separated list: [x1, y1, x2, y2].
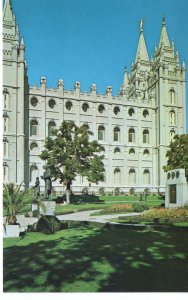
[34, 167, 52, 200]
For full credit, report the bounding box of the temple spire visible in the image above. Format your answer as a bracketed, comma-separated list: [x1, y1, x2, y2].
[3, 0, 14, 21]
[135, 19, 149, 62]
[159, 16, 170, 48]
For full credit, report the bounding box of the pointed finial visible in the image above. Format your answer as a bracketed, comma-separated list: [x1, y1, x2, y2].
[124, 65, 127, 73]
[140, 19, 143, 34]
[162, 15, 166, 27]
[182, 60, 186, 68]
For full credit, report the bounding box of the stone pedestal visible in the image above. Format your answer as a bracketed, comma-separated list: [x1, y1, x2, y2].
[165, 169, 188, 208]
[32, 203, 38, 211]
[40, 201, 56, 216]
[4, 225, 20, 238]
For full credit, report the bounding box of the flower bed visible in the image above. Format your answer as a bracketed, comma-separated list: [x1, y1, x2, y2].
[118, 208, 188, 224]
[90, 203, 148, 216]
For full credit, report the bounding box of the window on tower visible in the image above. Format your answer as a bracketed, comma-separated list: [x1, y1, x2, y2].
[128, 108, 135, 117]
[170, 129, 175, 143]
[169, 110, 176, 125]
[129, 169, 136, 184]
[3, 90, 9, 109]
[143, 169, 150, 184]
[98, 125, 105, 141]
[143, 129, 149, 144]
[169, 89, 175, 105]
[114, 168, 121, 184]
[30, 120, 38, 136]
[128, 128, 135, 143]
[114, 127, 120, 142]
[48, 121, 56, 136]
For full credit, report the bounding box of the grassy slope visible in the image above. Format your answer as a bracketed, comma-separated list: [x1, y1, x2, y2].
[3, 226, 188, 292]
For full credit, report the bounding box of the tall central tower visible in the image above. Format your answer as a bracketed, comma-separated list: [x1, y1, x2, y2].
[3, 0, 29, 188]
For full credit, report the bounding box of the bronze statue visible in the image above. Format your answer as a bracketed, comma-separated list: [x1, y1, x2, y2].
[34, 177, 40, 199]
[41, 167, 52, 200]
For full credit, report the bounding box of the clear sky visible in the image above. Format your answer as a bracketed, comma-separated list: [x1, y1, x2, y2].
[7, 0, 188, 131]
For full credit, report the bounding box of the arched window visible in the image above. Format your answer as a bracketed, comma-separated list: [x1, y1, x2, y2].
[129, 169, 136, 184]
[30, 165, 38, 182]
[128, 128, 135, 143]
[114, 127, 120, 142]
[3, 90, 9, 109]
[82, 102, 89, 112]
[30, 97, 38, 107]
[143, 109, 149, 118]
[65, 101, 73, 110]
[114, 147, 120, 155]
[30, 120, 38, 136]
[170, 129, 175, 143]
[114, 168, 121, 184]
[169, 89, 175, 105]
[143, 169, 150, 185]
[114, 106, 120, 115]
[129, 148, 135, 156]
[143, 129, 149, 144]
[3, 163, 8, 182]
[3, 138, 8, 157]
[128, 108, 135, 117]
[169, 111, 176, 125]
[98, 104, 105, 113]
[49, 99, 56, 109]
[48, 121, 56, 136]
[30, 142, 38, 151]
[143, 149, 150, 157]
[98, 125, 105, 141]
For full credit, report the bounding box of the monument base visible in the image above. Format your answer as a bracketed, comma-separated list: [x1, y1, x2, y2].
[40, 201, 56, 216]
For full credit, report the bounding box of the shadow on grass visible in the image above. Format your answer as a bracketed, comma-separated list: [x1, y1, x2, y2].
[3, 226, 188, 292]
[55, 194, 105, 205]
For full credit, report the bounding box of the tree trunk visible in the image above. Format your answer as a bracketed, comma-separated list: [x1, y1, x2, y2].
[65, 182, 71, 204]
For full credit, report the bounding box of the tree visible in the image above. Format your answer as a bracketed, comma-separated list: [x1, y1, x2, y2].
[3, 182, 31, 224]
[163, 134, 188, 181]
[39, 121, 105, 203]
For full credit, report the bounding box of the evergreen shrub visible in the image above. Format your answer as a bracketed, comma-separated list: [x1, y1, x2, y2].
[36, 216, 61, 234]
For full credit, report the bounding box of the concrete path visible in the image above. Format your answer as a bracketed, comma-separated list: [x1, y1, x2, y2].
[57, 210, 140, 224]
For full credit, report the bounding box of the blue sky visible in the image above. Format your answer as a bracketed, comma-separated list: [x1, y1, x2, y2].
[8, 0, 188, 131]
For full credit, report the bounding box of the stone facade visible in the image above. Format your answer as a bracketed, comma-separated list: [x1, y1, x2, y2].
[2, 1, 186, 194]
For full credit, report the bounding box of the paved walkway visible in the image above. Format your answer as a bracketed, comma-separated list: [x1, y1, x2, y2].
[57, 210, 140, 224]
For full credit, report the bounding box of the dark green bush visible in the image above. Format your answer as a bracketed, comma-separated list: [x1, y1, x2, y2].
[132, 203, 149, 212]
[36, 215, 61, 234]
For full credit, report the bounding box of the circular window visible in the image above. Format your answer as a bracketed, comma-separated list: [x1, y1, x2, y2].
[82, 103, 89, 112]
[114, 106, 120, 115]
[128, 108, 135, 117]
[30, 142, 38, 150]
[66, 101, 72, 110]
[98, 104, 105, 113]
[143, 109, 149, 118]
[30, 97, 38, 107]
[172, 172, 175, 179]
[49, 99, 56, 109]
[167, 173, 171, 180]
[129, 148, 135, 156]
[176, 171, 180, 178]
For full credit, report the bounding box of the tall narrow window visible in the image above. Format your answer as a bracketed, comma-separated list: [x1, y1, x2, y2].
[114, 168, 121, 184]
[3, 163, 8, 182]
[129, 169, 136, 184]
[3, 138, 8, 157]
[170, 111, 176, 125]
[143, 169, 150, 185]
[128, 128, 135, 143]
[169, 89, 175, 105]
[143, 129, 149, 144]
[30, 165, 38, 182]
[170, 129, 175, 143]
[30, 120, 38, 136]
[48, 121, 56, 136]
[98, 125, 105, 141]
[114, 127, 120, 142]
[3, 115, 8, 132]
[3, 90, 9, 109]
[114, 147, 120, 155]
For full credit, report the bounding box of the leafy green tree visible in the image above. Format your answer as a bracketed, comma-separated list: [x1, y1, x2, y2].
[39, 121, 105, 203]
[163, 134, 188, 181]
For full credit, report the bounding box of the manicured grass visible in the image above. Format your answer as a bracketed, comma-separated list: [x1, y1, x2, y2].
[3, 225, 188, 292]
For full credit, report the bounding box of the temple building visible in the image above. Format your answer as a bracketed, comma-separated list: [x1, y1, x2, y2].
[3, 0, 186, 194]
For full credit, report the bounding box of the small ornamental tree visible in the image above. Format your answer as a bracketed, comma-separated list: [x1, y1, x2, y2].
[163, 134, 188, 181]
[39, 121, 105, 203]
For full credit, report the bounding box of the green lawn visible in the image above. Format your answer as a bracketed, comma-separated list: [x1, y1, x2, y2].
[3, 225, 188, 292]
